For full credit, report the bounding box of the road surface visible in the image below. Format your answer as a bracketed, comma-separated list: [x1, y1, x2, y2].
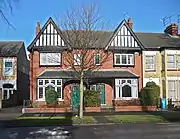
[1, 123, 180, 139]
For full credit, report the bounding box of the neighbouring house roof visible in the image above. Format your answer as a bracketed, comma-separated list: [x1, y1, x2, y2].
[135, 33, 180, 49]
[0, 41, 24, 57]
[37, 69, 139, 79]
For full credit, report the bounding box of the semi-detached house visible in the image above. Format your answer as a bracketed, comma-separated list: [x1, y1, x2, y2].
[27, 17, 180, 111]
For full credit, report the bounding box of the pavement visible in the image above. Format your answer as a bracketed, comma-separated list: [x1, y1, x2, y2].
[1, 123, 180, 138]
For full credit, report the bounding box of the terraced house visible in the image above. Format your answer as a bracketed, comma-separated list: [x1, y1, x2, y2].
[27, 17, 180, 111]
[142, 23, 180, 105]
[0, 42, 29, 108]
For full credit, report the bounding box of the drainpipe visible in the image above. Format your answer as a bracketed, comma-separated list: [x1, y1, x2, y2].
[176, 51, 179, 107]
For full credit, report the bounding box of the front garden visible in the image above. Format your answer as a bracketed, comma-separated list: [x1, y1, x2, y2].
[23, 81, 161, 113]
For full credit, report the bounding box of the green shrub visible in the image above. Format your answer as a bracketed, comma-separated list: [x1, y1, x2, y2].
[140, 81, 160, 107]
[45, 86, 58, 105]
[84, 90, 100, 107]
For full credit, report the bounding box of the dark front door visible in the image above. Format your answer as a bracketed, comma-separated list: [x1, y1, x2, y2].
[71, 84, 80, 109]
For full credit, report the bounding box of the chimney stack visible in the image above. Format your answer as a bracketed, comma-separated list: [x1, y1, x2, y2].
[36, 22, 41, 35]
[164, 23, 178, 36]
[127, 18, 133, 29]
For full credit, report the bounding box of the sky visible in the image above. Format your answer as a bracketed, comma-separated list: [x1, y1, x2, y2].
[0, 0, 180, 48]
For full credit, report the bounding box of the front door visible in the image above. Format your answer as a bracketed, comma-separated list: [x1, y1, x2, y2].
[90, 84, 105, 105]
[71, 84, 80, 109]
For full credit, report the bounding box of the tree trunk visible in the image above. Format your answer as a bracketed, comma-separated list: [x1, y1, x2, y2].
[79, 72, 84, 118]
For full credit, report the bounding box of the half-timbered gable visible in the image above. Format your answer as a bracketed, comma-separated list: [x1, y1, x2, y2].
[27, 17, 68, 52]
[106, 20, 144, 51]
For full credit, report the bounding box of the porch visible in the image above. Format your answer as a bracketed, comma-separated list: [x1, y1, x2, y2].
[26, 69, 155, 113]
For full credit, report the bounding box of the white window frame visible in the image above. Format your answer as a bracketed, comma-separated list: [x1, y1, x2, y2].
[115, 79, 138, 99]
[2, 88, 13, 100]
[40, 53, 61, 66]
[167, 54, 176, 69]
[37, 79, 63, 101]
[145, 55, 155, 71]
[94, 53, 100, 65]
[114, 54, 134, 65]
[3, 58, 13, 76]
[168, 80, 177, 101]
[74, 53, 81, 66]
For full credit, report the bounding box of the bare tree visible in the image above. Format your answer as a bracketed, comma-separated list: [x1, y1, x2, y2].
[0, 0, 19, 28]
[56, 4, 111, 118]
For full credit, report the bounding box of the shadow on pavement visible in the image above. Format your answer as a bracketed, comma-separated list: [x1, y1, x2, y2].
[0, 112, 77, 139]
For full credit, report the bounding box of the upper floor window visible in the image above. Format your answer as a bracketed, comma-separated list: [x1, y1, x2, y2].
[167, 54, 180, 69]
[114, 54, 134, 65]
[145, 55, 155, 71]
[74, 54, 81, 65]
[94, 53, 100, 65]
[40, 53, 61, 66]
[3, 59, 13, 76]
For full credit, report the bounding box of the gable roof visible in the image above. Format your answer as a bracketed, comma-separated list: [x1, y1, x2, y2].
[27, 17, 68, 52]
[105, 20, 144, 50]
[28, 17, 180, 52]
[0, 41, 24, 57]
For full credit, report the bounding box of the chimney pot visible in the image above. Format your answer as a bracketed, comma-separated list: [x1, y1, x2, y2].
[127, 18, 133, 29]
[36, 22, 41, 35]
[164, 23, 178, 36]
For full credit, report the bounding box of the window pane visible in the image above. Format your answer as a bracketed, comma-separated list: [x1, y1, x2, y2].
[121, 55, 126, 64]
[122, 85, 131, 97]
[128, 55, 133, 64]
[38, 87, 43, 99]
[3, 90, 8, 100]
[95, 54, 100, 65]
[5, 62, 12, 67]
[45, 80, 49, 84]
[115, 55, 120, 64]
[127, 80, 131, 84]
[4, 67, 13, 75]
[74, 54, 81, 65]
[57, 87, 62, 98]
[121, 80, 126, 84]
[168, 81, 175, 90]
[145, 55, 155, 70]
[168, 63, 176, 68]
[57, 80, 62, 85]
[51, 80, 55, 85]
[167, 55, 175, 62]
[39, 80, 43, 85]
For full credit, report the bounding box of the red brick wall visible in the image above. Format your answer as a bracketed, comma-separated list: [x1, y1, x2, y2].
[29, 50, 142, 104]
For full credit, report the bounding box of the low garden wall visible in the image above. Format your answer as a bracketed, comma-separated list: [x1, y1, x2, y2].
[112, 99, 157, 112]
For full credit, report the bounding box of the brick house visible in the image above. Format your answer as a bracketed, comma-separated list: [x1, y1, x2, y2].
[0, 41, 29, 108]
[27, 17, 145, 109]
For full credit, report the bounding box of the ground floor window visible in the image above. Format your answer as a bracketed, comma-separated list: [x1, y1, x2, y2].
[168, 80, 180, 101]
[2, 83, 14, 100]
[115, 79, 138, 99]
[37, 79, 63, 101]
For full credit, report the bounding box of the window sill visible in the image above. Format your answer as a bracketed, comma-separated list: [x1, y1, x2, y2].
[113, 64, 134, 67]
[39, 65, 61, 67]
[145, 69, 156, 72]
[36, 99, 64, 102]
[114, 97, 138, 100]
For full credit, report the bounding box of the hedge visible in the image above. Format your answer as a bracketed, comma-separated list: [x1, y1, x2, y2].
[140, 81, 160, 107]
[84, 90, 100, 107]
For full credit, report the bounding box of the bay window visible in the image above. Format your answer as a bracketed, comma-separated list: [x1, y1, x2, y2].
[115, 79, 138, 99]
[37, 79, 63, 100]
